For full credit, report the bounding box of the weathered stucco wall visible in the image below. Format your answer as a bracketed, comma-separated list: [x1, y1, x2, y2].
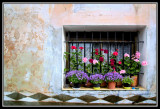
[4, 4, 157, 97]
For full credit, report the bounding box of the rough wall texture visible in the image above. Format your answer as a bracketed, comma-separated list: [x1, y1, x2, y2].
[4, 4, 157, 98]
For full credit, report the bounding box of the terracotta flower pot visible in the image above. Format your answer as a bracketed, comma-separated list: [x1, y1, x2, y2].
[85, 81, 93, 88]
[108, 82, 116, 89]
[116, 81, 122, 87]
[81, 82, 85, 87]
[100, 81, 107, 88]
[131, 75, 138, 87]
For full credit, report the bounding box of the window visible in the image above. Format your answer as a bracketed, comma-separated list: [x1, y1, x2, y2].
[62, 25, 145, 90]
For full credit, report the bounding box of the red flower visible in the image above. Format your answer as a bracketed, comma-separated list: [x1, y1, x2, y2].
[100, 49, 104, 51]
[99, 57, 104, 62]
[110, 62, 114, 66]
[118, 61, 122, 64]
[95, 49, 98, 52]
[89, 59, 93, 63]
[110, 59, 114, 62]
[112, 67, 115, 70]
[113, 51, 118, 56]
[71, 46, 77, 49]
[79, 47, 84, 50]
[104, 49, 108, 54]
[95, 52, 98, 55]
[116, 49, 118, 51]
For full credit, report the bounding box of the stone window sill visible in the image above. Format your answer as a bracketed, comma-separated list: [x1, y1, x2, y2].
[62, 86, 146, 91]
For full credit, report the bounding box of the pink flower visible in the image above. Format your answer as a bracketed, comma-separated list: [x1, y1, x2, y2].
[120, 70, 126, 74]
[124, 53, 130, 57]
[135, 51, 140, 59]
[141, 61, 148, 66]
[93, 59, 98, 65]
[134, 59, 139, 62]
[118, 61, 122, 64]
[82, 57, 88, 63]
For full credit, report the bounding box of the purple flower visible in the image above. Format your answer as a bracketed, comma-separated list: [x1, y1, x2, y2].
[89, 74, 104, 81]
[66, 70, 89, 81]
[104, 72, 123, 82]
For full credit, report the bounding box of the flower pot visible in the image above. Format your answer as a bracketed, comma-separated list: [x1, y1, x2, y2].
[100, 81, 107, 88]
[108, 82, 116, 89]
[131, 75, 138, 87]
[85, 81, 93, 88]
[116, 81, 122, 87]
[93, 83, 100, 90]
[72, 83, 81, 89]
[81, 82, 85, 87]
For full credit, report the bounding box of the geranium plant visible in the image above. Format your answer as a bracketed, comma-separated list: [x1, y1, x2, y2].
[64, 46, 84, 72]
[85, 48, 105, 74]
[121, 51, 148, 75]
[66, 70, 89, 84]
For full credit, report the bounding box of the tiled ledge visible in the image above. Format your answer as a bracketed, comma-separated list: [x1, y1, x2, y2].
[62, 86, 146, 91]
[3, 91, 156, 106]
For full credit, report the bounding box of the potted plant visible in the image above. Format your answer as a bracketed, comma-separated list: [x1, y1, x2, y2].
[64, 46, 85, 86]
[84, 48, 105, 87]
[128, 51, 148, 87]
[66, 70, 89, 89]
[122, 77, 134, 89]
[104, 72, 123, 89]
[89, 74, 104, 90]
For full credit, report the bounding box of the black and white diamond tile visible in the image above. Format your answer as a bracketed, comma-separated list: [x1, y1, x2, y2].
[41, 98, 62, 102]
[3, 91, 157, 105]
[89, 99, 113, 104]
[65, 98, 87, 104]
[137, 99, 156, 104]
[18, 97, 38, 102]
[116, 99, 133, 104]
[103, 95, 124, 103]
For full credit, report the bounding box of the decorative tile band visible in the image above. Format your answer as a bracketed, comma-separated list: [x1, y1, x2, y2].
[3, 92, 156, 106]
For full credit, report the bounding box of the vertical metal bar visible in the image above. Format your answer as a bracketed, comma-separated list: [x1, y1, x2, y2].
[84, 32, 86, 72]
[92, 32, 93, 74]
[130, 32, 132, 59]
[134, 32, 136, 54]
[137, 32, 139, 86]
[115, 32, 117, 71]
[137, 32, 139, 51]
[107, 32, 109, 72]
[115, 32, 117, 50]
[122, 32, 124, 69]
[100, 32, 101, 74]
[68, 32, 70, 71]
[76, 32, 78, 70]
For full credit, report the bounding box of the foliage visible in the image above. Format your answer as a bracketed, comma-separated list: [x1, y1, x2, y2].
[89, 74, 104, 84]
[66, 70, 89, 84]
[122, 77, 134, 85]
[104, 72, 123, 82]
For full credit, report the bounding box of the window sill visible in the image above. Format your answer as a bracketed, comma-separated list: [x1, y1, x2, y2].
[62, 86, 146, 91]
